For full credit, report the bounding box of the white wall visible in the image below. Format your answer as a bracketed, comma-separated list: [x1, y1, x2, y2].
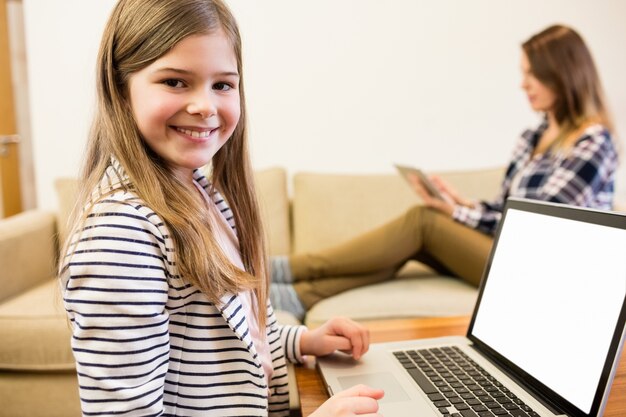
[23, 0, 626, 210]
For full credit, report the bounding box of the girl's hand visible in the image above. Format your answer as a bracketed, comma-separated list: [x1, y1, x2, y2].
[300, 317, 370, 360]
[309, 384, 384, 417]
[408, 174, 473, 216]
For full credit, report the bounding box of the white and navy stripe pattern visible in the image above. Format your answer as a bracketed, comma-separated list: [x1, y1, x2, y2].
[61, 159, 307, 416]
[453, 122, 618, 235]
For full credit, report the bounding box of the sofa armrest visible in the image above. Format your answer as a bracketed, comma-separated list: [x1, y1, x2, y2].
[0, 210, 58, 302]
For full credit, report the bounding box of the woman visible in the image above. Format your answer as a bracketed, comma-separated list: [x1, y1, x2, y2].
[271, 24, 618, 319]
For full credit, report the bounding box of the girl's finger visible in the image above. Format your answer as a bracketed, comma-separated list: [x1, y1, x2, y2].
[335, 384, 385, 399]
[344, 396, 381, 415]
[326, 335, 352, 352]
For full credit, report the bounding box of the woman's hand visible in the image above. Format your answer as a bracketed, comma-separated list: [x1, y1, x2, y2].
[300, 317, 370, 360]
[408, 173, 473, 216]
[309, 384, 384, 417]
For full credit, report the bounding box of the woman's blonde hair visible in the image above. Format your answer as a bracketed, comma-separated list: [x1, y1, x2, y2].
[62, 0, 268, 327]
[523, 25, 614, 146]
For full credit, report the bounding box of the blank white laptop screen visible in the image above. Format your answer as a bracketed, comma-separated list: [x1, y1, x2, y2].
[472, 208, 626, 413]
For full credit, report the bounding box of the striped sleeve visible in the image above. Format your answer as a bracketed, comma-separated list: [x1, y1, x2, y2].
[265, 301, 307, 365]
[278, 324, 307, 364]
[62, 198, 170, 417]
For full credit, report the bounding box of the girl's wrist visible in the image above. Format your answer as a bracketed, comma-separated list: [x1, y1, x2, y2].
[299, 330, 308, 355]
[299, 328, 314, 356]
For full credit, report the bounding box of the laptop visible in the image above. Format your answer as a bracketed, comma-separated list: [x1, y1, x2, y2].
[317, 197, 626, 417]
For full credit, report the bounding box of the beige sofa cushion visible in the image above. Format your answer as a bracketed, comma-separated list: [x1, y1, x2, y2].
[0, 372, 81, 417]
[305, 277, 478, 326]
[0, 279, 74, 370]
[292, 167, 504, 253]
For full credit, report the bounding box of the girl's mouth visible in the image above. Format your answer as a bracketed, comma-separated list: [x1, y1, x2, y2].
[174, 127, 214, 139]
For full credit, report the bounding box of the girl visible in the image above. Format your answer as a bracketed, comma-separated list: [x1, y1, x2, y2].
[270, 24, 619, 315]
[60, 0, 382, 415]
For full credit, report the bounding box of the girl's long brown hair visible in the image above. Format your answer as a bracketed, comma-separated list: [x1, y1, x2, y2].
[62, 0, 268, 327]
[523, 25, 615, 145]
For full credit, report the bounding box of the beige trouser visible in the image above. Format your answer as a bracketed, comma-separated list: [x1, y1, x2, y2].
[291, 206, 493, 309]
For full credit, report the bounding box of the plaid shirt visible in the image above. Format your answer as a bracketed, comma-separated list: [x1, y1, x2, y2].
[453, 121, 618, 235]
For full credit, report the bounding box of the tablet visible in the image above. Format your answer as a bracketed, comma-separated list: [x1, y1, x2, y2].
[394, 164, 444, 200]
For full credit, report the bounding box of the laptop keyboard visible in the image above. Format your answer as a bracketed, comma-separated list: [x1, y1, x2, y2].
[393, 346, 541, 417]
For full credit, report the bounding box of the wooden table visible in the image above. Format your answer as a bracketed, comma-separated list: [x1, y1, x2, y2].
[295, 316, 626, 416]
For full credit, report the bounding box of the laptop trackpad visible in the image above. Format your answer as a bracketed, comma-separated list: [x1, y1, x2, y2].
[338, 372, 410, 403]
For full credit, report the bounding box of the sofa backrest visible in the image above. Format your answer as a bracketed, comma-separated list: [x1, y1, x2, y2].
[53, 167, 292, 257]
[53, 167, 507, 258]
[291, 167, 505, 254]
[254, 168, 291, 255]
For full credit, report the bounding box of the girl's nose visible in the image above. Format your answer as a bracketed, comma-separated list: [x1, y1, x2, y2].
[187, 90, 217, 119]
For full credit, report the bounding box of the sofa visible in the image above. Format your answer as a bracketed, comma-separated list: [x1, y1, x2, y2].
[0, 166, 504, 416]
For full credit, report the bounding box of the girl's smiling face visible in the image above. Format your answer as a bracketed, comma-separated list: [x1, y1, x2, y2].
[128, 30, 240, 183]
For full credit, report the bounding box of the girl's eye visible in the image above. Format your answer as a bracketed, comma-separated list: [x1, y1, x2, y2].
[214, 82, 233, 91]
[163, 79, 185, 88]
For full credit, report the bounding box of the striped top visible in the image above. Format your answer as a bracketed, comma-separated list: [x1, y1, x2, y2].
[60, 160, 307, 417]
[453, 122, 617, 235]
